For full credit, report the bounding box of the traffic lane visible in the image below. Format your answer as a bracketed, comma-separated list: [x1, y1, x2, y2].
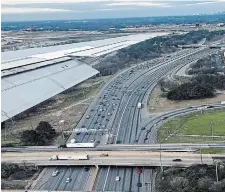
[72, 167, 86, 191]
[123, 167, 132, 192]
[94, 167, 108, 191]
[33, 167, 55, 190]
[41, 167, 67, 190]
[64, 168, 82, 191]
[56, 167, 73, 191]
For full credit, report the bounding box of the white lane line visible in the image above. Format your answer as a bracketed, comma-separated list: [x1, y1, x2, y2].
[103, 166, 110, 191]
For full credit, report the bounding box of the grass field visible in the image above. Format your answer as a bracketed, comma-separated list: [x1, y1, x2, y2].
[200, 149, 225, 154]
[158, 109, 225, 143]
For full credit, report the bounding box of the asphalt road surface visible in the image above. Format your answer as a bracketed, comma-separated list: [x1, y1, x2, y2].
[32, 47, 221, 191]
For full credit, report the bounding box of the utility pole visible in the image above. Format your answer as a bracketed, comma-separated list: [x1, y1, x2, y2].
[159, 143, 164, 179]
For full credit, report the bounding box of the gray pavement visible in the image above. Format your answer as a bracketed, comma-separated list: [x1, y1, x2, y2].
[31, 47, 224, 191]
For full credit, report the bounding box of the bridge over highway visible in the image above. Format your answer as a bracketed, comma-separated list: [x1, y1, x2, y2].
[2, 151, 225, 167]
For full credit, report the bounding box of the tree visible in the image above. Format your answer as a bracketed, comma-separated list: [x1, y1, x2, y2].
[1, 163, 20, 179]
[36, 121, 56, 140]
[20, 121, 56, 146]
[20, 130, 40, 145]
[170, 176, 189, 192]
[197, 176, 214, 191]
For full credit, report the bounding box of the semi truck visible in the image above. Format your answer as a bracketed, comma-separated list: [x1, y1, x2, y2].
[49, 154, 89, 160]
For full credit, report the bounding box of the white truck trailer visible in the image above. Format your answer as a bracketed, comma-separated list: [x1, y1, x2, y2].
[137, 102, 142, 109]
[49, 154, 89, 160]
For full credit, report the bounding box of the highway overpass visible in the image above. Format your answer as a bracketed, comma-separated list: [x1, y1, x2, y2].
[2, 151, 225, 167]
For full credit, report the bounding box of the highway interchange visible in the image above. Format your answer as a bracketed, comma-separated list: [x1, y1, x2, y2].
[10, 46, 224, 191]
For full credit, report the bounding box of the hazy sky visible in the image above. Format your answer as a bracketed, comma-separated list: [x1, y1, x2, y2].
[2, 0, 225, 22]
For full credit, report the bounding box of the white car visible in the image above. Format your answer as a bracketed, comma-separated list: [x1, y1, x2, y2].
[66, 177, 71, 183]
[91, 138, 95, 142]
[116, 176, 120, 181]
[52, 170, 59, 177]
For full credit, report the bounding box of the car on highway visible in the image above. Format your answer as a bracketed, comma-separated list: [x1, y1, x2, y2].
[100, 153, 109, 157]
[86, 115, 90, 119]
[52, 170, 59, 177]
[172, 158, 182, 162]
[141, 127, 145, 130]
[91, 138, 95, 142]
[137, 168, 142, 174]
[115, 176, 120, 181]
[84, 167, 89, 172]
[137, 182, 142, 187]
[66, 177, 71, 183]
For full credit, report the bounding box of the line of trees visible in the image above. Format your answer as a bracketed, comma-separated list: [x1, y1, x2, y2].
[20, 121, 56, 146]
[188, 54, 223, 75]
[96, 30, 225, 76]
[167, 74, 225, 100]
[156, 164, 225, 192]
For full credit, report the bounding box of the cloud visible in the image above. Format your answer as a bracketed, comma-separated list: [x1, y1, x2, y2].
[2, 0, 225, 4]
[2, 0, 108, 5]
[1, 7, 71, 14]
[106, 2, 171, 7]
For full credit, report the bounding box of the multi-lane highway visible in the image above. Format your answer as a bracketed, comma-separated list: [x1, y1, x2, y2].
[2, 142, 225, 153]
[27, 46, 222, 191]
[69, 47, 218, 145]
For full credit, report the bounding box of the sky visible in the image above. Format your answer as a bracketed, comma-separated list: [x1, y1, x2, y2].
[1, 0, 225, 22]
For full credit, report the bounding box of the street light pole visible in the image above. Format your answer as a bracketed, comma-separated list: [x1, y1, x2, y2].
[210, 122, 214, 138]
[199, 143, 203, 164]
[159, 143, 164, 178]
[215, 161, 219, 183]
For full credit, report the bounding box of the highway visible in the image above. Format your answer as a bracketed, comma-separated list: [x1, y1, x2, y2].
[69, 47, 218, 145]
[2, 142, 225, 152]
[27, 46, 222, 191]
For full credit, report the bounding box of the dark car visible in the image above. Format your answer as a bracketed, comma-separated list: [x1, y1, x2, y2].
[141, 127, 145, 130]
[84, 167, 89, 172]
[137, 182, 142, 187]
[172, 159, 182, 162]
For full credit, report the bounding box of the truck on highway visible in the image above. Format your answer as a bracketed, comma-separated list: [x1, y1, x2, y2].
[49, 154, 89, 160]
[221, 101, 225, 104]
[66, 142, 96, 148]
[137, 102, 142, 109]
